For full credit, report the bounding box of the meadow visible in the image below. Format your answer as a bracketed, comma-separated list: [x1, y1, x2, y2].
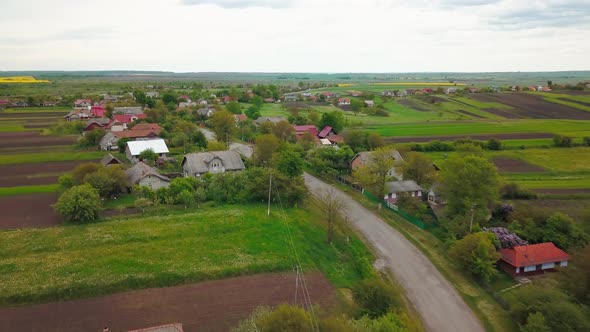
[0, 203, 374, 306]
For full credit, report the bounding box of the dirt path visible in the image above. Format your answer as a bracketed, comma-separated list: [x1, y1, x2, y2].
[304, 173, 484, 332]
[0, 272, 336, 332]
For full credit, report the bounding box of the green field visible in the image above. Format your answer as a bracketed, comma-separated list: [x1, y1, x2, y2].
[493, 147, 590, 172]
[0, 184, 59, 196]
[0, 151, 104, 165]
[0, 204, 373, 305]
[1, 107, 70, 113]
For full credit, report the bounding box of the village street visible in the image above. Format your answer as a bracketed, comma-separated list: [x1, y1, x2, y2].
[304, 173, 484, 332]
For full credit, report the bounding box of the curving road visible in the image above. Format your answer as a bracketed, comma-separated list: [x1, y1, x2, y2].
[304, 173, 484, 332]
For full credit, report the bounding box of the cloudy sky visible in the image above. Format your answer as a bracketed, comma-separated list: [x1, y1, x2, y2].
[1, 0, 589, 72]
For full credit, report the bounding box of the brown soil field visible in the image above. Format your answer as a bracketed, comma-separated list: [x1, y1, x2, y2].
[482, 108, 521, 119]
[0, 160, 89, 177]
[0, 272, 337, 332]
[492, 157, 546, 173]
[0, 175, 58, 187]
[532, 188, 590, 195]
[384, 132, 553, 143]
[0, 131, 76, 148]
[0, 112, 67, 119]
[0, 193, 62, 229]
[397, 99, 432, 112]
[550, 91, 590, 96]
[468, 93, 590, 119]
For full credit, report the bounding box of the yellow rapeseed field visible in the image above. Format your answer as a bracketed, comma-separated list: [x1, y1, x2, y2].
[0, 76, 50, 83]
[370, 82, 466, 86]
[337, 83, 355, 87]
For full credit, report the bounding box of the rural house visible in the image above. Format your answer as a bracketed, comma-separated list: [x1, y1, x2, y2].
[125, 139, 169, 163]
[178, 101, 197, 109]
[64, 108, 92, 121]
[90, 105, 106, 117]
[351, 150, 404, 179]
[100, 153, 122, 167]
[195, 107, 216, 118]
[384, 180, 423, 203]
[182, 150, 245, 178]
[337, 98, 351, 105]
[284, 94, 298, 102]
[426, 184, 445, 205]
[145, 91, 159, 98]
[125, 161, 170, 190]
[364, 100, 374, 107]
[74, 99, 92, 107]
[317, 125, 336, 139]
[294, 125, 319, 138]
[254, 116, 287, 126]
[84, 118, 111, 131]
[112, 114, 147, 128]
[130, 123, 162, 134]
[498, 242, 569, 277]
[113, 106, 143, 115]
[445, 87, 458, 94]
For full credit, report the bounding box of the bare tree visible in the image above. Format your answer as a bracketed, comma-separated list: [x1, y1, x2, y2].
[315, 188, 347, 244]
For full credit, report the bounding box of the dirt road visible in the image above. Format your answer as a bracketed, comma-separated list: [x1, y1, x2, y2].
[304, 173, 484, 332]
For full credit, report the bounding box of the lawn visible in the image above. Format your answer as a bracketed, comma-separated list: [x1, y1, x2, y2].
[0, 184, 59, 196]
[0, 151, 105, 165]
[491, 147, 590, 172]
[1, 107, 70, 113]
[0, 203, 374, 306]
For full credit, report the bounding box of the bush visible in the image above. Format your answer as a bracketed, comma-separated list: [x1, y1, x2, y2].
[553, 134, 573, 147]
[487, 138, 503, 150]
[500, 183, 537, 199]
[53, 184, 101, 223]
[352, 278, 402, 318]
[375, 108, 389, 117]
[254, 304, 312, 332]
[583, 136, 590, 146]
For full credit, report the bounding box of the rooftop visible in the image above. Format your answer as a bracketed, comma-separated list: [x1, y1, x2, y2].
[499, 242, 569, 267]
[127, 139, 169, 156]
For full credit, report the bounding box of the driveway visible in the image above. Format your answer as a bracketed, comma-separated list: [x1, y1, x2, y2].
[304, 173, 484, 332]
[198, 127, 216, 140]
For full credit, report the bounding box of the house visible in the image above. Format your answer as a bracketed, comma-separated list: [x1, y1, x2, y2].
[182, 150, 245, 177]
[284, 94, 298, 102]
[100, 153, 122, 167]
[254, 116, 287, 126]
[327, 135, 344, 145]
[125, 161, 170, 190]
[11, 101, 29, 108]
[498, 242, 570, 277]
[421, 88, 434, 94]
[319, 138, 334, 146]
[130, 123, 162, 134]
[351, 150, 404, 179]
[90, 105, 106, 117]
[223, 96, 232, 103]
[64, 108, 92, 121]
[195, 107, 216, 118]
[426, 184, 445, 205]
[350, 91, 362, 97]
[321, 92, 337, 99]
[178, 101, 197, 109]
[234, 114, 247, 124]
[337, 98, 351, 105]
[102, 94, 118, 103]
[527, 86, 537, 91]
[294, 125, 318, 137]
[113, 106, 143, 115]
[99, 129, 159, 150]
[84, 118, 111, 131]
[364, 100, 374, 107]
[126, 139, 169, 163]
[468, 87, 480, 93]
[113, 113, 147, 127]
[541, 86, 552, 92]
[74, 99, 92, 107]
[264, 97, 275, 103]
[318, 125, 336, 139]
[445, 87, 458, 94]
[197, 98, 208, 106]
[381, 90, 396, 97]
[384, 180, 423, 202]
[42, 101, 56, 107]
[178, 95, 192, 102]
[145, 91, 159, 98]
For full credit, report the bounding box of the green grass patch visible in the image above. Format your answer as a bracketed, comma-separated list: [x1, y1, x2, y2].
[103, 194, 137, 209]
[0, 151, 105, 165]
[0, 184, 58, 196]
[491, 147, 590, 172]
[0, 203, 375, 306]
[1, 107, 70, 113]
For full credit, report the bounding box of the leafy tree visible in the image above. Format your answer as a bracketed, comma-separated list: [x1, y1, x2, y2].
[191, 130, 208, 149]
[558, 245, 590, 306]
[272, 120, 297, 142]
[79, 128, 106, 148]
[206, 140, 227, 151]
[105, 103, 114, 118]
[245, 105, 261, 120]
[352, 278, 402, 318]
[343, 130, 368, 152]
[53, 184, 101, 223]
[315, 187, 346, 244]
[72, 163, 101, 184]
[209, 110, 235, 143]
[274, 148, 304, 178]
[194, 187, 207, 207]
[350, 99, 364, 115]
[162, 93, 177, 105]
[177, 189, 194, 209]
[521, 312, 550, 332]
[298, 131, 315, 151]
[57, 174, 75, 192]
[257, 121, 275, 135]
[366, 132, 384, 150]
[307, 145, 355, 176]
[225, 101, 242, 114]
[255, 134, 281, 165]
[553, 134, 573, 147]
[449, 232, 500, 283]
[134, 197, 152, 213]
[487, 138, 503, 150]
[400, 152, 437, 187]
[133, 91, 146, 105]
[440, 154, 499, 217]
[139, 148, 158, 164]
[318, 111, 344, 133]
[251, 95, 263, 109]
[254, 304, 312, 332]
[518, 212, 588, 251]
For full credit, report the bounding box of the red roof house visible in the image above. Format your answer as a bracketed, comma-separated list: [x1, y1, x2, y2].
[499, 242, 570, 277]
[90, 106, 105, 117]
[0, 100, 10, 106]
[294, 125, 318, 137]
[337, 98, 351, 105]
[178, 95, 191, 102]
[130, 123, 162, 134]
[74, 99, 92, 107]
[318, 126, 335, 138]
[113, 113, 147, 124]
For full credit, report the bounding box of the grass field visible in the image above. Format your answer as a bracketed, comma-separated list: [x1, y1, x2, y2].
[0, 203, 374, 305]
[0, 151, 104, 165]
[1, 107, 70, 113]
[0, 184, 59, 196]
[493, 147, 590, 172]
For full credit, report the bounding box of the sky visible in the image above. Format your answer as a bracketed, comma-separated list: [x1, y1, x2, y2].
[1, 0, 589, 72]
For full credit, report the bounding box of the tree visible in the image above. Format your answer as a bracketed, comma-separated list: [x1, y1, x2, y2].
[553, 134, 573, 147]
[251, 95, 263, 109]
[400, 152, 437, 187]
[79, 128, 106, 148]
[315, 188, 346, 244]
[272, 120, 297, 142]
[487, 138, 502, 150]
[134, 197, 152, 214]
[191, 130, 208, 149]
[209, 110, 235, 144]
[225, 101, 241, 114]
[72, 163, 101, 184]
[449, 232, 500, 283]
[521, 312, 550, 332]
[440, 154, 499, 217]
[133, 91, 146, 105]
[558, 245, 590, 306]
[53, 184, 101, 223]
[352, 278, 402, 318]
[274, 148, 304, 178]
[254, 304, 312, 332]
[206, 140, 227, 151]
[350, 99, 364, 115]
[318, 111, 344, 133]
[139, 148, 158, 164]
[245, 105, 261, 120]
[177, 189, 194, 209]
[366, 132, 384, 150]
[255, 134, 281, 165]
[343, 130, 368, 152]
[105, 103, 114, 118]
[353, 147, 398, 204]
[162, 93, 177, 105]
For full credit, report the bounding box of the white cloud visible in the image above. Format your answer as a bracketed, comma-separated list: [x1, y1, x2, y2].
[0, 0, 588, 72]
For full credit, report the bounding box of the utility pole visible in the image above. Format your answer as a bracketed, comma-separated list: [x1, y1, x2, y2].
[469, 205, 475, 233]
[267, 169, 272, 216]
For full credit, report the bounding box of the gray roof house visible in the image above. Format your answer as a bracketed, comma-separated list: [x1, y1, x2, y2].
[351, 150, 404, 180]
[182, 150, 245, 177]
[384, 180, 423, 202]
[100, 153, 122, 167]
[126, 161, 170, 190]
[254, 116, 287, 126]
[113, 106, 144, 115]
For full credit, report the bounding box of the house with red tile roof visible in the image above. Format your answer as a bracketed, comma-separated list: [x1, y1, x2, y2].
[91, 106, 105, 118]
[130, 123, 162, 134]
[498, 242, 569, 277]
[294, 125, 318, 137]
[318, 126, 335, 139]
[113, 113, 147, 124]
[178, 95, 192, 102]
[338, 98, 351, 105]
[74, 99, 92, 107]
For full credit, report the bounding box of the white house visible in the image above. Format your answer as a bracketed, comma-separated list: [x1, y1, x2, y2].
[182, 150, 245, 178]
[364, 100, 374, 107]
[126, 139, 169, 163]
[125, 162, 170, 190]
[384, 180, 423, 202]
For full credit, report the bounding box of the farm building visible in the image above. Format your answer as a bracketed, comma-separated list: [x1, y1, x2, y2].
[125, 161, 170, 190]
[126, 139, 169, 163]
[498, 242, 569, 277]
[364, 100, 374, 107]
[318, 125, 336, 139]
[384, 180, 423, 203]
[99, 130, 160, 150]
[351, 150, 404, 179]
[100, 153, 123, 167]
[294, 125, 318, 138]
[182, 150, 245, 178]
